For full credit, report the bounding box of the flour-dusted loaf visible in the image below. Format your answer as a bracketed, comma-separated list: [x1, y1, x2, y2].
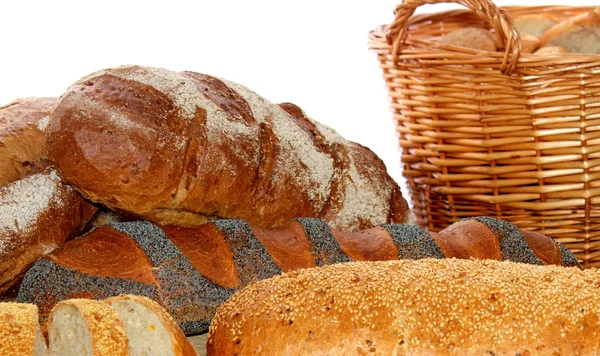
[207, 259, 599, 355]
[0, 98, 96, 295]
[18, 216, 579, 335]
[48, 299, 129, 356]
[105, 295, 197, 356]
[0, 303, 46, 356]
[45, 65, 409, 231]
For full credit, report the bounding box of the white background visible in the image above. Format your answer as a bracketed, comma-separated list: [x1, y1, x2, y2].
[0, 0, 590, 191]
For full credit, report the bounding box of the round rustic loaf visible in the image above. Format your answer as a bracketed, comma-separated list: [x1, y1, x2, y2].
[46, 65, 408, 231]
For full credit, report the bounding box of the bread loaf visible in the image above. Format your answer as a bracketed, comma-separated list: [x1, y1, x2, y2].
[2, 296, 195, 356]
[514, 13, 561, 38]
[17, 216, 579, 335]
[48, 299, 129, 356]
[539, 9, 600, 54]
[105, 295, 197, 356]
[0, 303, 47, 356]
[45, 65, 408, 231]
[208, 258, 599, 355]
[0, 98, 96, 295]
[438, 28, 496, 51]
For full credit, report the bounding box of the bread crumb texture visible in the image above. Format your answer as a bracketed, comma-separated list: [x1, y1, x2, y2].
[57, 299, 129, 356]
[209, 258, 600, 355]
[0, 303, 37, 355]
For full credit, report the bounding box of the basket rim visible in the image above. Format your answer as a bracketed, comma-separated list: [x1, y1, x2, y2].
[369, 5, 600, 63]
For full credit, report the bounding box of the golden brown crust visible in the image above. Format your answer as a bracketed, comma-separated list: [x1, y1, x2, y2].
[520, 229, 562, 266]
[331, 226, 397, 262]
[0, 302, 40, 355]
[104, 295, 197, 356]
[208, 259, 600, 355]
[47, 226, 157, 285]
[433, 219, 502, 260]
[250, 221, 315, 272]
[0, 97, 56, 186]
[0, 169, 96, 295]
[46, 65, 409, 231]
[163, 224, 241, 288]
[50, 299, 129, 356]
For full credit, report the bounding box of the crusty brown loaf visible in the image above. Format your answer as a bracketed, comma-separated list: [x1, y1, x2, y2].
[207, 259, 599, 356]
[0, 97, 55, 186]
[0, 98, 96, 295]
[438, 27, 496, 51]
[17, 216, 579, 335]
[45, 65, 408, 231]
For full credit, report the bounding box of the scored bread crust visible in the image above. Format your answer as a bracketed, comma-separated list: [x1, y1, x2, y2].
[207, 259, 600, 355]
[0, 97, 55, 186]
[45, 65, 408, 231]
[19, 217, 579, 335]
[0, 97, 96, 295]
[0, 303, 45, 356]
[104, 295, 197, 356]
[49, 299, 129, 356]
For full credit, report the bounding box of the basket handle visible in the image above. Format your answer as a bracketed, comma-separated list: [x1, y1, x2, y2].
[386, 0, 521, 75]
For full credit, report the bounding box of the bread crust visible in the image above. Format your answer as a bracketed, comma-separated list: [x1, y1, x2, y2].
[0, 97, 55, 186]
[19, 217, 580, 335]
[0, 98, 96, 295]
[49, 299, 129, 355]
[539, 9, 600, 53]
[46, 65, 408, 231]
[0, 302, 43, 356]
[207, 259, 600, 355]
[104, 295, 197, 356]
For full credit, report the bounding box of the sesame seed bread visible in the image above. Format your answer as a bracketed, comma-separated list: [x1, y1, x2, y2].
[0, 98, 96, 295]
[48, 299, 129, 356]
[0, 303, 46, 356]
[208, 258, 600, 355]
[18, 217, 579, 335]
[45, 65, 409, 232]
[104, 295, 197, 356]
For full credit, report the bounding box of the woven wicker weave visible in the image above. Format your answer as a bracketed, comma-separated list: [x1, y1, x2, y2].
[369, 0, 600, 267]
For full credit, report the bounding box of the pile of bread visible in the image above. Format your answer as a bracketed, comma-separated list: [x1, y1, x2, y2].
[439, 8, 600, 55]
[1, 63, 600, 356]
[2, 294, 196, 355]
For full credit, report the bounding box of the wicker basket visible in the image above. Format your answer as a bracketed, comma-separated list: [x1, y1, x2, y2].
[369, 0, 600, 267]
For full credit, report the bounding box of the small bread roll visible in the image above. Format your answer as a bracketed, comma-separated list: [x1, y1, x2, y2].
[534, 46, 571, 55]
[521, 34, 540, 53]
[540, 9, 600, 54]
[438, 27, 496, 51]
[514, 14, 561, 37]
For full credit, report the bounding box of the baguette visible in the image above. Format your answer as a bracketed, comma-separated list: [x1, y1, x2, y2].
[0, 303, 46, 356]
[0, 98, 96, 295]
[207, 258, 598, 355]
[105, 295, 197, 356]
[45, 65, 408, 231]
[18, 216, 579, 335]
[48, 299, 129, 356]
